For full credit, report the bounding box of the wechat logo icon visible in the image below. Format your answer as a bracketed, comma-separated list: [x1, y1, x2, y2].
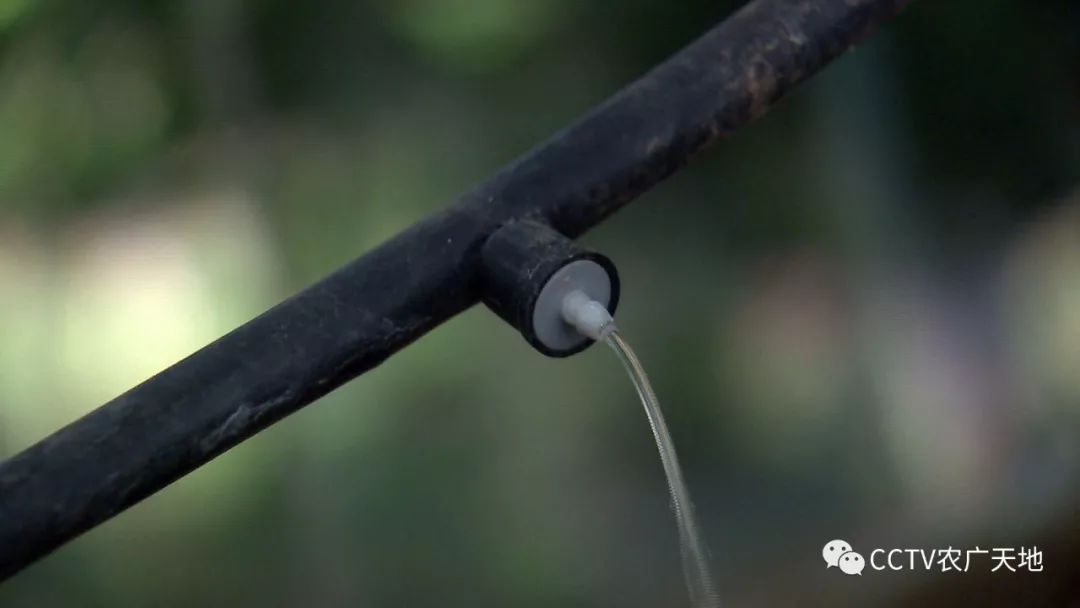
[824, 539, 865, 576]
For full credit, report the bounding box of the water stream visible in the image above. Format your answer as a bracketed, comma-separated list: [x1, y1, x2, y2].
[605, 330, 720, 608]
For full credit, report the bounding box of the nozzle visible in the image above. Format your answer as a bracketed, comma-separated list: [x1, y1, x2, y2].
[480, 219, 619, 357]
[561, 290, 616, 341]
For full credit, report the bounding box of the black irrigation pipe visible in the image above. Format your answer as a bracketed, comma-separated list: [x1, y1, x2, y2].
[0, 0, 912, 581]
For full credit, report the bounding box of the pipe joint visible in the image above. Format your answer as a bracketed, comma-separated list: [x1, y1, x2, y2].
[480, 220, 620, 357]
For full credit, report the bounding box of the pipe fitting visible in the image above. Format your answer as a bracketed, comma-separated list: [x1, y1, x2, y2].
[480, 220, 619, 357]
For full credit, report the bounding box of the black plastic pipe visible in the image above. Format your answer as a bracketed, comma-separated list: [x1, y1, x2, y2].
[0, 0, 912, 581]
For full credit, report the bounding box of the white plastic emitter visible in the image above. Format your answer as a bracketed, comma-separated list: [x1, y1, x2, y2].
[561, 290, 616, 342]
[529, 259, 615, 352]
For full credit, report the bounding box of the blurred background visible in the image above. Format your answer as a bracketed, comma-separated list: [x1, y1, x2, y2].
[1, 0, 1079, 605]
